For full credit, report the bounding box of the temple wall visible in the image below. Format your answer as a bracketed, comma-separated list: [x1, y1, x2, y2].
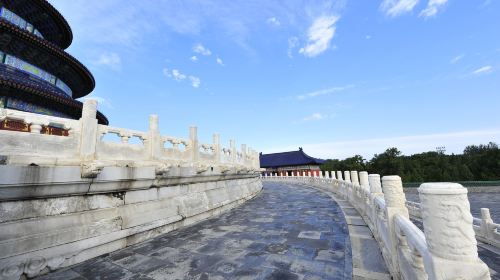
[0, 166, 262, 279]
[0, 100, 263, 279]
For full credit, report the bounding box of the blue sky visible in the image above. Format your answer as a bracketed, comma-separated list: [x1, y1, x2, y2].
[49, 0, 500, 159]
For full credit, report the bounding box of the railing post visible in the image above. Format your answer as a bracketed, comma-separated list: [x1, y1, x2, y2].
[230, 139, 236, 163]
[331, 171, 336, 180]
[359, 171, 369, 190]
[79, 99, 99, 162]
[419, 183, 490, 280]
[213, 133, 221, 163]
[480, 208, 494, 240]
[148, 115, 161, 160]
[241, 144, 247, 165]
[337, 171, 343, 181]
[382, 175, 409, 278]
[344, 171, 351, 183]
[351, 171, 360, 186]
[368, 174, 383, 196]
[190, 126, 199, 162]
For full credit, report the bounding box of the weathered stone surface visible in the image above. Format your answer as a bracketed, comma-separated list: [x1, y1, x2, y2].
[36, 181, 353, 280]
[0, 177, 262, 279]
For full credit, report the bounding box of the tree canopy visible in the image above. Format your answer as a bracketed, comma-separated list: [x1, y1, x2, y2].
[320, 142, 500, 182]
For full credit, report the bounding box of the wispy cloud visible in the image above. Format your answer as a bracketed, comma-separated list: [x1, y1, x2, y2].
[193, 43, 212, 56]
[163, 68, 201, 88]
[189, 76, 201, 88]
[190, 56, 198, 62]
[302, 113, 326, 122]
[380, 0, 419, 17]
[172, 69, 187, 81]
[472, 65, 493, 75]
[267, 17, 281, 27]
[450, 54, 464, 64]
[268, 128, 500, 159]
[94, 52, 121, 70]
[297, 85, 353, 100]
[216, 57, 225, 66]
[299, 15, 339, 57]
[287, 37, 299, 58]
[420, 0, 448, 18]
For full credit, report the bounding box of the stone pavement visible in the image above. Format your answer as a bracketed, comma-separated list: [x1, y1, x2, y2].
[36, 182, 356, 280]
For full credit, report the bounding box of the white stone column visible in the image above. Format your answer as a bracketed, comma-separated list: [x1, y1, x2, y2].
[241, 144, 247, 166]
[368, 174, 383, 196]
[359, 171, 369, 189]
[480, 208, 494, 240]
[325, 171, 330, 179]
[331, 171, 336, 180]
[337, 171, 343, 181]
[213, 133, 221, 163]
[79, 99, 99, 162]
[350, 171, 359, 186]
[419, 183, 490, 280]
[308, 171, 312, 177]
[190, 126, 199, 162]
[148, 115, 161, 160]
[344, 171, 351, 183]
[382, 175, 408, 278]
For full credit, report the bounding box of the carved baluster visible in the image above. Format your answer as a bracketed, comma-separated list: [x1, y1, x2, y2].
[382, 175, 409, 278]
[419, 183, 490, 280]
[344, 171, 351, 183]
[337, 170, 343, 181]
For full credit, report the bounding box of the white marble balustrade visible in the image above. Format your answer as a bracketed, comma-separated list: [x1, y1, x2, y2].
[262, 171, 491, 280]
[0, 99, 261, 176]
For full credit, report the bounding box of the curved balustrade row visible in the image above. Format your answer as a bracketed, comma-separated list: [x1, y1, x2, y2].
[405, 195, 500, 249]
[262, 171, 491, 280]
[0, 100, 261, 177]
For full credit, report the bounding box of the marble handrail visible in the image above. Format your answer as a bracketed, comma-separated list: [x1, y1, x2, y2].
[0, 100, 261, 175]
[263, 172, 491, 280]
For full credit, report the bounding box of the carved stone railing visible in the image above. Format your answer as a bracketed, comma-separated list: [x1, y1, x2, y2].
[0, 100, 263, 279]
[0, 99, 261, 175]
[262, 172, 491, 280]
[406, 196, 500, 249]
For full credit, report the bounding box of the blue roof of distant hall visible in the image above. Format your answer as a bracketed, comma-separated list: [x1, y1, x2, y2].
[259, 148, 325, 168]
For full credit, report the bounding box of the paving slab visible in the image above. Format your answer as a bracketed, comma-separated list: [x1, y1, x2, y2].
[36, 182, 354, 279]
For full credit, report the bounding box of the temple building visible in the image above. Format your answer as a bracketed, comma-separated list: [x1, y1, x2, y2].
[260, 148, 325, 177]
[0, 0, 108, 130]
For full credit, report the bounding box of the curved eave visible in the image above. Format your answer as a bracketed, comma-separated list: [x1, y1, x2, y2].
[0, 0, 72, 48]
[0, 76, 108, 125]
[0, 20, 94, 98]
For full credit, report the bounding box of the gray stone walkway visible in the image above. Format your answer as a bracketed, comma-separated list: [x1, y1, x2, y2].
[36, 182, 353, 280]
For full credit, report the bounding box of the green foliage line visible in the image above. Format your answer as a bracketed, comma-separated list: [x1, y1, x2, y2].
[321, 142, 500, 183]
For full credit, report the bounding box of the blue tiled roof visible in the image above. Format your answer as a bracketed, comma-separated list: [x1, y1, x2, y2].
[260, 148, 325, 168]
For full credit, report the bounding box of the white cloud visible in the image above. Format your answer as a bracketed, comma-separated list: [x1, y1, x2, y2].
[472, 65, 493, 75]
[365, 35, 371, 40]
[193, 43, 211, 56]
[266, 128, 500, 160]
[172, 69, 187, 81]
[450, 54, 464, 64]
[162, 68, 172, 78]
[189, 76, 201, 88]
[303, 113, 326, 122]
[420, 0, 448, 18]
[216, 57, 225, 66]
[267, 17, 281, 26]
[190, 55, 198, 62]
[299, 15, 339, 57]
[95, 52, 121, 70]
[297, 85, 353, 100]
[287, 36, 299, 58]
[380, 0, 419, 17]
[163, 68, 201, 88]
